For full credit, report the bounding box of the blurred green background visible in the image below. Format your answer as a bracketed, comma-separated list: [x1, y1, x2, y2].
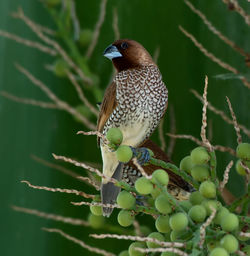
[0, 0, 249, 255]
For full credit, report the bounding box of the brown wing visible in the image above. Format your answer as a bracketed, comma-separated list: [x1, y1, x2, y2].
[97, 81, 117, 144]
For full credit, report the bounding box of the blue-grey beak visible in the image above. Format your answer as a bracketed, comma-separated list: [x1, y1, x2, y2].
[103, 45, 122, 60]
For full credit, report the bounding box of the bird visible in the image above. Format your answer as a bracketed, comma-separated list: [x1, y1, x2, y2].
[97, 39, 168, 217]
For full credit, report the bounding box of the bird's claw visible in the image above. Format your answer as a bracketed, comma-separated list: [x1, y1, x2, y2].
[130, 147, 150, 165]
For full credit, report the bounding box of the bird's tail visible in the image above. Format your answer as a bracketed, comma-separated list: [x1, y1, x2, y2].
[101, 162, 124, 217]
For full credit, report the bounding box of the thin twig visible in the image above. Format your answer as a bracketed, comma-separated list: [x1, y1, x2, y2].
[132, 158, 152, 179]
[13, 8, 93, 85]
[112, 8, 120, 40]
[15, 63, 95, 129]
[191, 89, 250, 137]
[43, 228, 115, 256]
[135, 247, 188, 256]
[77, 130, 108, 145]
[71, 201, 119, 209]
[220, 160, 233, 191]
[77, 176, 100, 190]
[90, 233, 185, 248]
[70, 0, 80, 41]
[0, 30, 57, 56]
[179, 26, 250, 89]
[184, 0, 249, 58]
[1, 91, 58, 109]
[158, 119, 166, 151]
[239, 232, 250, 238]
[67, 71, 99, 116]
[12, 205, 89, 226]
[86, 0, 107, 58]
[21, 180, 95, 199]
[226, 97, 242, 144]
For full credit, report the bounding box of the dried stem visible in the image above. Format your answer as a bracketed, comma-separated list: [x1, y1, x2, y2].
[67, 71, 99, 116]
[199, 207, 217, 248]
[12, 205, 89, 226]
[0, 30, 56, 56]
[15, 63, 95, 129]
[239, 232, 250, 238]
[77, 176, 100, 190]
[179, 26, 250, 89]
[1, 91, 58, 109]
[77, 130, 108, 145]
[226, 97, 242, 144]
[43, 228, 115, 256]
[112, 8, 120, 40]
[184, 0, 249, 58]
[21, 180, 95, 199]
[132, 158, 152, 179]
[135, 247, 188, 256]
[220, 160, 233, 191]
[71, 201, 119, 209]
[70, 0, 80, 41]
[13, 8, 93, 85]
[90, 233, 185, 248]
[86, 0, 107, 58]
[158, 119, 166, 151]
[191, 89, 250, 138]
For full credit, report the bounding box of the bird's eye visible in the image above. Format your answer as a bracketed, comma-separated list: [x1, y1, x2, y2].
[121, 42, 128, 50]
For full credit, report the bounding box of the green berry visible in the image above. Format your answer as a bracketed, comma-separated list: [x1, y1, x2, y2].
[155, 194, 172, 214]
[235, 159, 250, 176]
[53, 59, 68, 77]
[209, 247, 229, 256]
[170, 230, 185, 242]
[135, 177, 153, 195]
[151, 169, 169, 186]
[155, 215, 171, 233]
[202, 200, 221, 216]
[220, 213, 239, 232]
[213, 207, 229, 225]
[199, 181, 216, 198]
[116, 145, 133, 163]
[106, 128, 123, 145]
[179, 200, 192, 212]
[117, 191, 135, 209]
[119, 250, 129, 256]
[207, 241, 220, 252]
[189, 191, 205, 205]
[117, 210, 134, 227]
[220, 234, 238, 253]
[88, 213, 105, 229]
[188, 205, 206, 223]
[90, 203, 103, 216]
[169, 213, 188, 232]
[140, 226, 151, 236]
[128, 242, 146, 256]
[151, 186, 161, 199]
[180, 155, 193, 173]
[78, 29, 93, 47]
[191, 165, 210, 181]
[146, 232, 165, 248]
[191, 146, 210, 165]
[236, 142, 250, 160]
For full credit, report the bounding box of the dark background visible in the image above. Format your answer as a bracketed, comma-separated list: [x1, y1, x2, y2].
[0, 0, 249, 255]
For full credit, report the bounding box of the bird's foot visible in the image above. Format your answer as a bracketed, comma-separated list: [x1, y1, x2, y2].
[130, 147, 151, 166]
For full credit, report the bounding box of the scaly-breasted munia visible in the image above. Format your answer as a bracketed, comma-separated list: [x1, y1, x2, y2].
[98, 39, 168, 216]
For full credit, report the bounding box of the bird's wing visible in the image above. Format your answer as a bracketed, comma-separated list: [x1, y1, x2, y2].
[97, 81, 117, 144]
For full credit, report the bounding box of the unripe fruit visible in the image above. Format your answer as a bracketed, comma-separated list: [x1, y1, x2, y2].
[151, 186, 161, 199]
[119, 250, 129, 256]
[90, 204, 103, 216]
[117, 210, 134, 227]
[116, 145, 133, 163]
[106, 128, 123, 145]
[135, 177, 153, 195]
[128, 242, 146, 256]
[202, 200, 221, 216]
[191, 165, 210, 181]
[213, 207, 229, 224]
[155, 215, 171, 233]
[236, 142, 250, 160]
[235, 159, 250, 176]
[169, 213, 188, 232]
[199, 181, 216, 198]
[209, 247, 229, 256]
[155, 194, 172, 214]
[140, 226, 151, 236]
[220, 234, 238, 253]
[170, 230, 185, 242]
[179, 200, 192, 212]
[188, 205, 206, 223]
[117, 191, 135, 209]
[191, 146, 210, 165]
[189, 191, 205, 205]
[207, 241, 220, 252]
[88, 213, 105, 228]
[78, 29, 93, 47]
[146, 232, 165, 248]
[151, 169, 169, 186]
[180, 156, 193, 173]
[220, 213, 239, 232]
[53, 59, 68, 77]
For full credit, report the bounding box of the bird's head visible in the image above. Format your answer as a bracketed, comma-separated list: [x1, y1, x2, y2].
[103, 39, 155, 72]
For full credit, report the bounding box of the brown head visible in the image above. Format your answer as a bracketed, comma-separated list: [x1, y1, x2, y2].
[103, 39, 155, 72]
